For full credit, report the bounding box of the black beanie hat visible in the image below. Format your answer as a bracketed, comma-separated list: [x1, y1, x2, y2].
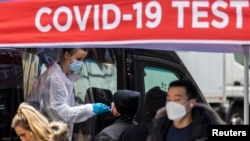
[113, 90, 140, 115]
[144, 87, 166, 113]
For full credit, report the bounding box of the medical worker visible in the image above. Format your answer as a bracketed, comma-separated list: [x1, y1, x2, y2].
[28, 48, 111, 141]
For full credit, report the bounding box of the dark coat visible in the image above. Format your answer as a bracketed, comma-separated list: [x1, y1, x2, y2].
[95, 115, 137, 141]
[147, 103, 226, 141]
[118, 113, 155, 141]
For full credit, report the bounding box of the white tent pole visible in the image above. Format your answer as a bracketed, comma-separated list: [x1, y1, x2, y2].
[243, 45, 249, 125]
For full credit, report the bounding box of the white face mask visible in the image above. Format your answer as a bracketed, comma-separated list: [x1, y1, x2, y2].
[69, 60, 83, 72]
[166, 101, 191, 121]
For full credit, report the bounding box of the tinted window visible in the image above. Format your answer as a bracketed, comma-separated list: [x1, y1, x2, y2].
[144, 66, 179, 92]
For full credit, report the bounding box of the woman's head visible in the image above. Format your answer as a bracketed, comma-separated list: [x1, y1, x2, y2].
[61, 48, 88, 74]
[12, 114, 33, 141]
[11, 102, 52, 141]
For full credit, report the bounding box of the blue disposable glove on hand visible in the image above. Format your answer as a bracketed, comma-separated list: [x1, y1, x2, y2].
[92, 103, 111, 114]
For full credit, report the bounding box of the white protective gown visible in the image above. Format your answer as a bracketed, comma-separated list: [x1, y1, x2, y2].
[28, 62, 94, 141]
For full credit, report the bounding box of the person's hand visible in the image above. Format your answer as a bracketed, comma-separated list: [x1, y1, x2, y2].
[92, 103, 111, 114]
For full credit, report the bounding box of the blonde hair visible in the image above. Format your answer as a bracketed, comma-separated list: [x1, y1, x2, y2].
[11, 102, 69, 141]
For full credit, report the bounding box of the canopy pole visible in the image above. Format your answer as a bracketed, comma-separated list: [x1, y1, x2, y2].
[243, 45, 249, 125]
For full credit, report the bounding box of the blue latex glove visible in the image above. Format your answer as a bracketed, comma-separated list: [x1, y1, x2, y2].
[92, 103, 111, 114]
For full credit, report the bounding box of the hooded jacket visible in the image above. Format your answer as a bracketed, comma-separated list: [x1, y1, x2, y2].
[147, 103, 225, 141]
[95, 90, 140, 141]
[95, 115, 137, 141]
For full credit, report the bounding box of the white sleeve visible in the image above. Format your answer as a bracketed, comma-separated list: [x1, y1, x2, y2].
[49, 77, 94, 123]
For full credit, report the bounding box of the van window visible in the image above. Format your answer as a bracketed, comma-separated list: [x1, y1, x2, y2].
[144, 66, 178, 92]
[234, 53, 250, 66]
[74, 48, 117, 102]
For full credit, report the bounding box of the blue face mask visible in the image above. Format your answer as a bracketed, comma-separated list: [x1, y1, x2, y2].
[69, 60, 83, 72]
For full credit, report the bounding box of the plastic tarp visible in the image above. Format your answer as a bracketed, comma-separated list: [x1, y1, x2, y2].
[0, 0, 250, 124]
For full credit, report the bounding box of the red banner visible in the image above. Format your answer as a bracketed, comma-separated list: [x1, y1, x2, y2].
[0, 0, 250, 45]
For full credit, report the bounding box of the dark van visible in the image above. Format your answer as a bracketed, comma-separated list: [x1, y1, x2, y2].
[1, 48, 208, 141]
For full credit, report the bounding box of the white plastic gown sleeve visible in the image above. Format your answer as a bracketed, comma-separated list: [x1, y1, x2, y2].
[48, 76, 94, 123]
[28, 63, 95, 141]
[40, 63, 94, 123]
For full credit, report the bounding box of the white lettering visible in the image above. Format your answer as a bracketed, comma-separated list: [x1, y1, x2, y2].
[192, 1, 209, 28]
[74, 5, 92, 31]
[241, 130, 247, 136]
[212, 129, 247, 136]
[211, 1, 229, 28]
[94, 5, 100, 30]
[145, 1, 162, 28]
[103, 4, 121, 30]
[35, 7, 52, 32]
[34, 1, 249, 32]
[53, 7, 72, 32]
[212, 129, 218, 136]
[172, 1, 189, 28]
[230, 0, 249, 28]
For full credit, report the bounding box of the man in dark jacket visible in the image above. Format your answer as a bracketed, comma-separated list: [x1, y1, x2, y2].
[147, 80, 225, 141]
[95, 90, 140, 141]
[118, 86, 166, 141]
